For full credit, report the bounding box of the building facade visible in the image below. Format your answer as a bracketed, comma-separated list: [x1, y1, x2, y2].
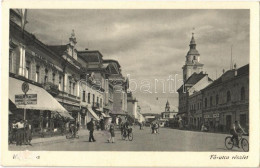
[201, 65, 249, 132]
[178, 32, 249, 132]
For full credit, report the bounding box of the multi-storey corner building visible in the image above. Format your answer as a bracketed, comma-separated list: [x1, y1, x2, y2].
[8, 9, 130, 132]
[201, 64, 249, 132]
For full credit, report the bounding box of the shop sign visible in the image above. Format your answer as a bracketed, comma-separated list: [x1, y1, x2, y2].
[204, 114, 212, 119]
[15, 94, 37, 105]
[213, 113, 219, 118]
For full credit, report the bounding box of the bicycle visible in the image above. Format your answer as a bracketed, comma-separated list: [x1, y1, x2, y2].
[225, 133, 249, 152]
[66, 130, 79, 139]
[121, 128, 133, 141]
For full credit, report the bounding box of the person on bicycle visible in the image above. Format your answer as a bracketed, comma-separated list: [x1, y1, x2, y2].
[230, 121, 246, 148]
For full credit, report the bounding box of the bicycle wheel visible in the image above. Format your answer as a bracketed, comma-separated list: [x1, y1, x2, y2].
[225, 136, 234, 150]
[128, 133, 133, 141]
[241, 138, 249, 152]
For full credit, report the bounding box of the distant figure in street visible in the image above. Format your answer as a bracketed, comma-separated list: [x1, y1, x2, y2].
[25, 120, 32, 145]
[76, 122, 80, 131]
[151, 123, 155, 134]
[201, 124, 208, 132]
[16, 119, 24, 146]
[108, 121, 115, 143]
[10, 120, 17, 144]
[154, 122, 159, 134]
[87, 118, 96, 142]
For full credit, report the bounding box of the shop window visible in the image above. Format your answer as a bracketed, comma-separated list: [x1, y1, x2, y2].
[216, 95, 219, 105]
[241, 87, 245, 100]
[36, 65, 40, 83]
[227, 91, 231, 102]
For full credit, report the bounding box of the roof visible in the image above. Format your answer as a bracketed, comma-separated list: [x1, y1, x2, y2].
[185, 72, 207, 85]
[48, 45, 68, 55]
[187, 49, 200, 55]
[78, 50, 103, 63]
[177, 72, 212, 92]
[203, 64, 249, 90]
[237, 64, 249, 76]
[103, 59, 121, 68]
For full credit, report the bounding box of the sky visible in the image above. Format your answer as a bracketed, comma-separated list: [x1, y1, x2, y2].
[25, 9, 249, 114]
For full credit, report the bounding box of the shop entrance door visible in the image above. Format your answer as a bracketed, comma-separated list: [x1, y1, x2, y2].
[226, 115, 232, 131]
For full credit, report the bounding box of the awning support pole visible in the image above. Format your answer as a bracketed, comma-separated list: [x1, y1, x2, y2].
[24, 93, 27, 120]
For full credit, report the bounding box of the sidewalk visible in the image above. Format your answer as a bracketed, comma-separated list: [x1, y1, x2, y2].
[10, 129, 108, 146]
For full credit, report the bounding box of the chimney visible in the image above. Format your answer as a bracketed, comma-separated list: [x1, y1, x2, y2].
[234, 63, 237, 76]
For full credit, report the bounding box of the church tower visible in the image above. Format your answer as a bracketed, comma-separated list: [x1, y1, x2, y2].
[182, 33, 204, 82]
[165, 100, 170, 112]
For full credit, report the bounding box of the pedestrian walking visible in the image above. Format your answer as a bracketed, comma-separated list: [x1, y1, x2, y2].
[108, 121, 115, 143]
[87, 118, 96, 142]
[155, 122, 159, 134]
[16, 119, 24, 146]
[25, 120, 32, 145]
[151, 123, 155, 134]
[10, 120, 17, 144]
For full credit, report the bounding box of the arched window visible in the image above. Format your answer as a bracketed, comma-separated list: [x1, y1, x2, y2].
[241, 87, 245, 100]
[216, 95, 219, 105]
[227, 91, 231, 102]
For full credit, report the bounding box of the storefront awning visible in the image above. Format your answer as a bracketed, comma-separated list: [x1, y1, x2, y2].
[87, 107, 100, 121]
[9, 77, 73, 119]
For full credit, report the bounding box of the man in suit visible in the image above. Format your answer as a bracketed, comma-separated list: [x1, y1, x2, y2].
[16, 119, 24, 146]
[87, 118, 96, 142]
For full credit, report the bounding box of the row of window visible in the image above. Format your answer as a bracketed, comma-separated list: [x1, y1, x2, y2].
[189, 87, 246, 111]
[204, 87, 245, 108]
[24, 61, 80, 96]
[82, 91, 103, 108]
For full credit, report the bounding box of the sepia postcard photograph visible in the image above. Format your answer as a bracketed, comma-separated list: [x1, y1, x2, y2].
[1, 1, 259, 167]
